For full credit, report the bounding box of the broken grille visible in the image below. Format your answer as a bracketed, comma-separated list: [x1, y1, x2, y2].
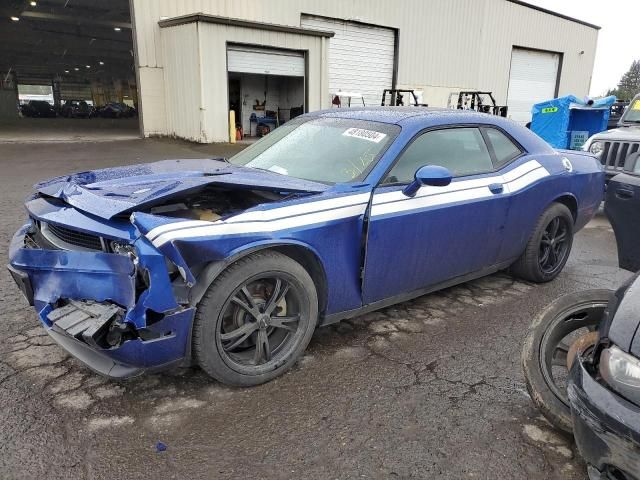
[601, 141, 640, 172]
[39, 221, 105, 251]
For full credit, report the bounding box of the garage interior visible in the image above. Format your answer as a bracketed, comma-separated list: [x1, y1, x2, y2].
[227, 45, 305, 140]
[0, 0, 139, 141]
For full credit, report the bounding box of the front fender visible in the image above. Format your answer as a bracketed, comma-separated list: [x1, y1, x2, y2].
[187, 239, 327, 308]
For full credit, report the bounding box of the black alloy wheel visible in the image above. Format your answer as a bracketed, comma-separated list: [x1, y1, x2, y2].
[511, 202, 574, 283]
[539, 216, 571, 276]
[193, 251, 318, 386]
[218, 275, 303, 370]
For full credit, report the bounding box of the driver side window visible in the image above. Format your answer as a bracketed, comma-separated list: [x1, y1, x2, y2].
[384, 127, 493, 184]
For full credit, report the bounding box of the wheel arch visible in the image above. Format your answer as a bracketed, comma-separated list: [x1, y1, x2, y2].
[550, 193, 578, 223]
[188, 240, 329, 316]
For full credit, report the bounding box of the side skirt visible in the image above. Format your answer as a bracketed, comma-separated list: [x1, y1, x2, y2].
[319, 259, 515, 327]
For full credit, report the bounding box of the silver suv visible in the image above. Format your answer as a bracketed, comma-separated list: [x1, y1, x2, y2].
[583, 93, 640, 179]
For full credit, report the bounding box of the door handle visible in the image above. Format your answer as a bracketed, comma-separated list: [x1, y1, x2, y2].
[489, 183, 504, 194]
[616, 187, 634, 199]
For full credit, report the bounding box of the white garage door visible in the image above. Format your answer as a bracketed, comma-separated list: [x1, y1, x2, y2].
[227, 46, 305, 77]
[301, 15, 395, 108]
[507, 48, 560, 124]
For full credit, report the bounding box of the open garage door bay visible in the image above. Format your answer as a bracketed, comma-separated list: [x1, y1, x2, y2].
[301, 15, 395, 108]
[0, 0, 139, 142]
[507, 48, 560, 124]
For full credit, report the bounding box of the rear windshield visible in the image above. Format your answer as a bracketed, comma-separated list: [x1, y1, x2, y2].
[229, 117, 400, 184]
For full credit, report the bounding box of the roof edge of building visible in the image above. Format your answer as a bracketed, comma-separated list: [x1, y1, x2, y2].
[158, 13, 335, 37]
[506, 0, 601, 30]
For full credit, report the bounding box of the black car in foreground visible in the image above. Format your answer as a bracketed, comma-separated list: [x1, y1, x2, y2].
[569, 274, 640, 480]
[20, 100, 56, 118]
[523, 170, 640, 480]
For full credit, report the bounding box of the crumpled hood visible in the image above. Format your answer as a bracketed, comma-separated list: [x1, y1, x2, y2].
[35, 158, 328, 219]
[592, 125, 640, 142]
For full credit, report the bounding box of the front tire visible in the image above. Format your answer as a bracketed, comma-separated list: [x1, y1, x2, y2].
[193, 251, 318, 387]
[512, 203, 574, 283]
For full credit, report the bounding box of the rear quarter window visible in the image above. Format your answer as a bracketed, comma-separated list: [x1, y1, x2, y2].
[485, 128, 523, 168]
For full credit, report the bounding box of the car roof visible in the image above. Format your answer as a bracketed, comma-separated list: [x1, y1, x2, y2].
[307, 107, 510, 128]
[304, 106, 553, 155]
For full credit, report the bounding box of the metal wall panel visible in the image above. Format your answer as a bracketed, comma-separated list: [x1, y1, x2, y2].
[132, 0, 599, 137]
[227, 46, 305, 76]
[301, 15, 394, 108]
[161, 22, 202, 141]
[199, 22, 327, 142]
[477, 0, 598, 108]
[162, 20, 326, 142]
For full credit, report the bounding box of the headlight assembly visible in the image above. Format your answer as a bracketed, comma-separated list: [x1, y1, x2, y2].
[600, 346, 640, 405]
[111, 241, 136, 258]
[589, 141, 604, 156]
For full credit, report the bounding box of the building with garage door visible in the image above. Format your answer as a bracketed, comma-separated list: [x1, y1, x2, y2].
[128, 0, 599, 142]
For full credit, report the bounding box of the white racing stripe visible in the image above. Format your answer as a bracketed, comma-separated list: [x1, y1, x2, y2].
[146, 220, 217, 242]
[152, 203, 368, 247]
[147, 160, 549, 247]
[372, 160, 543, 206]
[371, 165, 548, 217]
[225, 193, 370, 223]
[146, 193, 370, 242]
[506, 167, 548, 192]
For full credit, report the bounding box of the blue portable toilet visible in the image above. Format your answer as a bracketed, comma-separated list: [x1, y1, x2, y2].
[530, 95, 617, 150]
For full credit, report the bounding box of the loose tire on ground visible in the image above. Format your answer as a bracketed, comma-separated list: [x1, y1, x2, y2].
[521, 289, 611, 434]
[512, 202, 574, 283]
[193, 250, 318, 387]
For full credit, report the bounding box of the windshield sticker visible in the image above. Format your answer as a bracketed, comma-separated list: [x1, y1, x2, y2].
[343, 128, 387, 143]
[632, 100, 640, 111]
[268, 165, 288, 175]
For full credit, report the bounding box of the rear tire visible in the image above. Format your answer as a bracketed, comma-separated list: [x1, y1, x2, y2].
[512, 203, 574, 283]
[193, 251, 318, 387]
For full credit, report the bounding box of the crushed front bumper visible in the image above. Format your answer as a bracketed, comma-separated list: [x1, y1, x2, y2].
[8, 224, 194, 378]
[568, 355, 640, 480]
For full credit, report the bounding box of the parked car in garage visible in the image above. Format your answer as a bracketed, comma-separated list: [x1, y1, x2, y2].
[583, 93, 640, 180]
[522, 167, 640, 480]
[20, 100, 56, 118]
[61, 100, 92, 118]
[8, 108, 604, 386]
[95, 102, 136, 118]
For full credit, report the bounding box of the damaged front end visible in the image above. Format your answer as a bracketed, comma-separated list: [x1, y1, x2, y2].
[8, 159, 328, 378]
[8, 197, 195, 378]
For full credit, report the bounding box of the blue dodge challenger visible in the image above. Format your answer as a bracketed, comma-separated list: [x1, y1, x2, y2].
[8, 108, 604, 386]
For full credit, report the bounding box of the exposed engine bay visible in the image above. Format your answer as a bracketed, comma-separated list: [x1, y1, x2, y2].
[146, 187, 290, 222]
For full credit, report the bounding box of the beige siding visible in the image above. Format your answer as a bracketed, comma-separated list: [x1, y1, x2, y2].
[476, 0, 598, 104]
[161, 22, 202, 141]
[160, 20, 327, 142]
[132, 0, 598, 139]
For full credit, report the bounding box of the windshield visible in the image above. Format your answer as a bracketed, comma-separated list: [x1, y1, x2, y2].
[229, 117, 400, 184]
[621, 97, 640, 123]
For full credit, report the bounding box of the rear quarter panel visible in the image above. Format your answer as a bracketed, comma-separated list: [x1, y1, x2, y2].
[499, 150, 604, 262]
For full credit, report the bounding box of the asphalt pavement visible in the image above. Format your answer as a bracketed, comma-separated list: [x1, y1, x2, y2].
[0, 137, 630, 479]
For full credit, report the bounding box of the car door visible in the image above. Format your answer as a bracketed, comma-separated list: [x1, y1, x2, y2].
[362, 126, 512, 304]
[606, 169, 640, 272]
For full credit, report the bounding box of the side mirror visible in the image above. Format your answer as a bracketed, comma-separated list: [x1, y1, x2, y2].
[402, 165, 452, 197]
